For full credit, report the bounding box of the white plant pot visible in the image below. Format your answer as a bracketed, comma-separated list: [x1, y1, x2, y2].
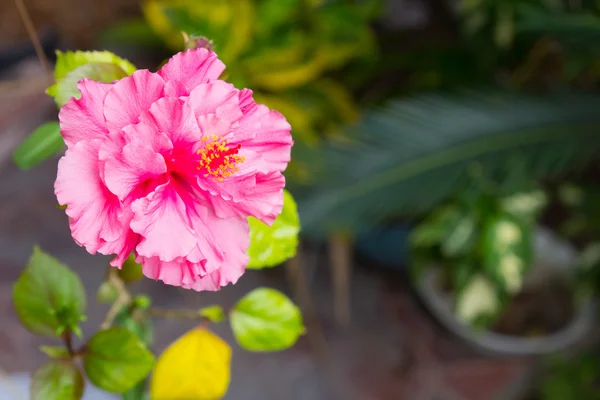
[415, 227, 596, 356]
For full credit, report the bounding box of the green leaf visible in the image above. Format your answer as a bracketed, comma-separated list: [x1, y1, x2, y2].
[230, 288, 305, 352]
[116, 310, 154, 346]
[247, 190, 300, 269]
[39, 346, 70, 359]
[293, 91, 600, 236]
[84, 328, 155, 393]
[31, 360, 84, 400]
[47, 50, 136, 107]
[500, 189, 547, 223]
[410, 205, 462, 248]
[13, 247, 86, 337]
[455, 274, 501, 324]
[482, 215, 532, 293]
[199, 305, 226, 323]
[122, 378, 149, 400]
[12, 122, 64, 170]
[441, 214, 477, 257]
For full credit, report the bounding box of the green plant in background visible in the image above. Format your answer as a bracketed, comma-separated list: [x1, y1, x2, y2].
[12, 49, 304, 400]
[408, 185, 547, 326]
[556, 183, 600, 299]
[137, 0, 381, 181]
[539, 353, 600, 400]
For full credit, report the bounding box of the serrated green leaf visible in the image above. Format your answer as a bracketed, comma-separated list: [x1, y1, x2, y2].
[230, 288, 305, 352]
[247, 190, 300, 269]
[115, 310, 154, 346]
[47, 50, 136, 107]
[84, 328, 154, 393]
[13, 247, 86, 337]
[199, 305, 226, 323]
[31, 360, 84, 400]
[12, 122, 64, 170]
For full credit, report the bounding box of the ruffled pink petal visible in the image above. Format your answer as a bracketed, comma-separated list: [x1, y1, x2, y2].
[158, 48, 225, 97]
[103, 141, 167, 201]
[103, 70, 165, 133]
[200, 171, 285, 225]
[59, 79, 112, 148]
[196, 113, 233, 138]
[232, 103, 293, 172]
[139, 215, 249, 291]
[141, 97, 202, 147]
[187, 81, 243, 122]
[55, 139, 128, 253]
[130, 182, 197, 262]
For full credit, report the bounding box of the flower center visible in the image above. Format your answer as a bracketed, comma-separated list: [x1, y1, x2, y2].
[197, 135, 245, 182]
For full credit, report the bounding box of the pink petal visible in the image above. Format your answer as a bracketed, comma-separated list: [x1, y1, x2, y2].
[103, 141, 167, 201]
[130, 182, 197, 262]
[158, 49, 225, 97]
[138, 215, 249, 291]
[196, 113, 233, 138]
[187, 80, 243, 122]
[55, 139, 128, 253]
[141, 97, 202, 147]
[103, 70, 165, 133]
[200, 171, 286, 225]
[232, 102, 293, 172]
[59, 79, 112, 148]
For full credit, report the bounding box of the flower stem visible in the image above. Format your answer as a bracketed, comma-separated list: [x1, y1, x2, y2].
[100, 269, 132, 330]
[147, 307, 209, 321]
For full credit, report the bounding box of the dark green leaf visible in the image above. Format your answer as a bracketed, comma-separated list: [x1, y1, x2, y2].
[84, 328, 154, 393]
[12, 122, 64, 170]
[410, 205, 462, 248]
[230, 288, 305, 352]
[13, 247, 86, 337]
[294, 92, 600, 236]
[31, 360, 84, 400]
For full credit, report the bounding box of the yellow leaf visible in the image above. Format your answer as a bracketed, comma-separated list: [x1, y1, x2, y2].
[249, 51, 328, 91]
[143, 0, 254, 63]
[253, 93, 319, 144]
[150, 328, 231, 400]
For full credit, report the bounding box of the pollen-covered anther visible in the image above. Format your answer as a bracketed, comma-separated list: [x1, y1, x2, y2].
[197, 134, 245, 181]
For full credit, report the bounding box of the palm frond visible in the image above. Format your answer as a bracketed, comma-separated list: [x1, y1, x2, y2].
[292, 91, 600, 237]
[517, 9, 600, 47]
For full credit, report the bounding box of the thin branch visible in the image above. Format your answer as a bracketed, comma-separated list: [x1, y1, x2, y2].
[62, 331, 74, 356]
[14, 0, 53, 84]
[147, 307, 209, 320]
[100, 269, 132, 330]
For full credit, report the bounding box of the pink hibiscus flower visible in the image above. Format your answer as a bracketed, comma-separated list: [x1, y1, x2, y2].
[55, 49, 292, 291]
